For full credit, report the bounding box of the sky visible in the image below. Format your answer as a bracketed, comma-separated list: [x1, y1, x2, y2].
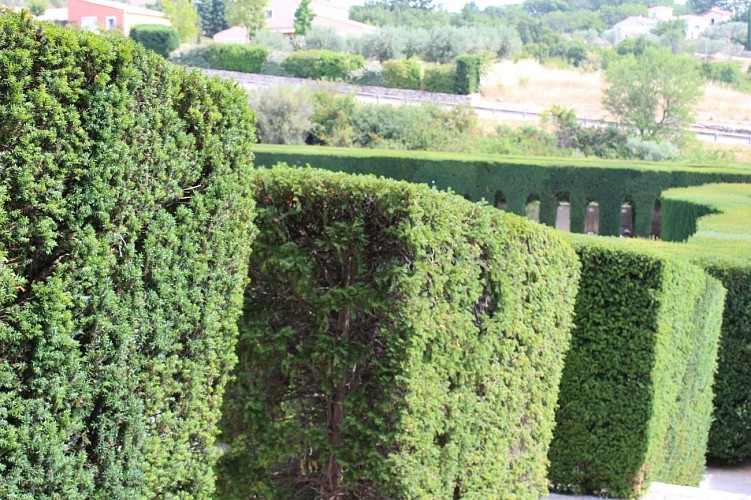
[437, 0, 523, 12]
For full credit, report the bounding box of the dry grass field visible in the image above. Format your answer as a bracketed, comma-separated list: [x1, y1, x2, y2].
[480, 59, 751, 129]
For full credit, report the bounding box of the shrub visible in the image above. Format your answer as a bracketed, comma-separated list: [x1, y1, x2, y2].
[659, 184, 751, 463]
[203, 43, 269, 73]
[701, 61, 743, 85]
[345, 103, 477, 150]
[216, 165, 580, 498]
[250, 29, 292, 52]
[250, 146, 751, 237]
[250, 85, 314, 144]
[284, 49, 364, 81]
[455, 54, 483, 94]
[168, 45, 211, 68]
[259, 50, 290, 76]
[346, 61, 386, 87]
[382, 58, 422, 90]
[0, 11, 257, 496]
[707, 264, 751, 463]
[129, 23, 180, 57]
[548, 239, 725, 497]
[422, 63, 456, 93]
[357, 28, 407, 61]
[626, 137, 678, 161]
[302, 26, 345, 52]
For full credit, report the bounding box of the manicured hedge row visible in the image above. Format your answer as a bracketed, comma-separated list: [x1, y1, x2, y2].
[548, 239, 725, 497]
[204, 43, 269, 73]
[129, 23, 180, 57]
[284, 49, 365, 81]
[456, 54, 483, 94]
[382, 58, 422, 90]
[423, 63, 458, 93]
[216, 165, 580, 498]
[660, 184, 751, 463]
[251, 145, 751, 237]
[0, 11, 257, 497]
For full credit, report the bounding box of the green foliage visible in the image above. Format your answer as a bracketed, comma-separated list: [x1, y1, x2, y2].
[224, 0, 267, 39]
[27, 0, 46, 15]
[549, 240, 725, 497]
[129, 24, 180, 57]
[216, 165, 580, 498]
[0, 10, 257, 496]
[196, 0, 228, 38]
[301, 26, 345, 52]
[283, 49, 364, 81]
[702, 60, 743, 85]
[251, 145, 751, 237]
[294, 0, 315, 36]
[204, 43, 269, 73]
[248, 85, 479, 149]
[346, 61, 386, 86]
[455, 54, 482, 94]
[603, 47, 704, 138]
[250, 85, 314, 144]
[707, 265, 751, 463]
[251, 29, 292, 52]
[382, 58, 422, 89]
[659, 184, 751, 463]
[626, 137, 678, 161]
[161, 0, 199, 42]
[422, 63, 456, 93]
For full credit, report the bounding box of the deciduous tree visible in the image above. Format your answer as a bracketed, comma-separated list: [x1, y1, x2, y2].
[294, 0, 315, 36]
[196, 0, 227, 37]
[224, 0, 267, 38]
[603, 47, 704, 138]
[162, 0, 199, 41]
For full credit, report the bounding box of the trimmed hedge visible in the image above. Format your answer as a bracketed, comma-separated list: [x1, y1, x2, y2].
[455, 54, 482, 94]
[129, 23, 180, 57]
[216, 165, 580, 498]
[422, 63, 457, 93]
[382, 58, 422, 90]
[204, 43, 269, 73]
[0, 11, 257, 497]
[548, 239, 725, 497]
[659, 184, 751, 463]
[284, 49, 364, 81]
[251, 145, 751, 237]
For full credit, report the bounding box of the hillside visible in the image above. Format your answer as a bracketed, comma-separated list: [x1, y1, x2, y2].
[481, 59, 751, 130]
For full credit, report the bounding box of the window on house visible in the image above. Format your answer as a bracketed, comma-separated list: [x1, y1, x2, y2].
[106, 16, 116, 29]
[81, 16, 98, 31]
[265, 9, 273, 19]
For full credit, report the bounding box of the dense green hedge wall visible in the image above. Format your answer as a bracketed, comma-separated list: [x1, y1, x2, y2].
[204, 43, 269, 73]
[382, 58, 422, 90]
[549, 239, 725, 497]
[455, 54, 482, 94]
[129, 23, 180, 57]
[422, 63, 457, 93]
[659, 184, 751, 463]
[251, 145, 751, 237]
[0, 11, 257, 497]
[216, 165, 580, 498]
[284, 49, 364, 81]
[706, 265, 751, 463]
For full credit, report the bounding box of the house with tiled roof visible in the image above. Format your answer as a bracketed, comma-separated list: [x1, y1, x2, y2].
[67, 0, 170, 35]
